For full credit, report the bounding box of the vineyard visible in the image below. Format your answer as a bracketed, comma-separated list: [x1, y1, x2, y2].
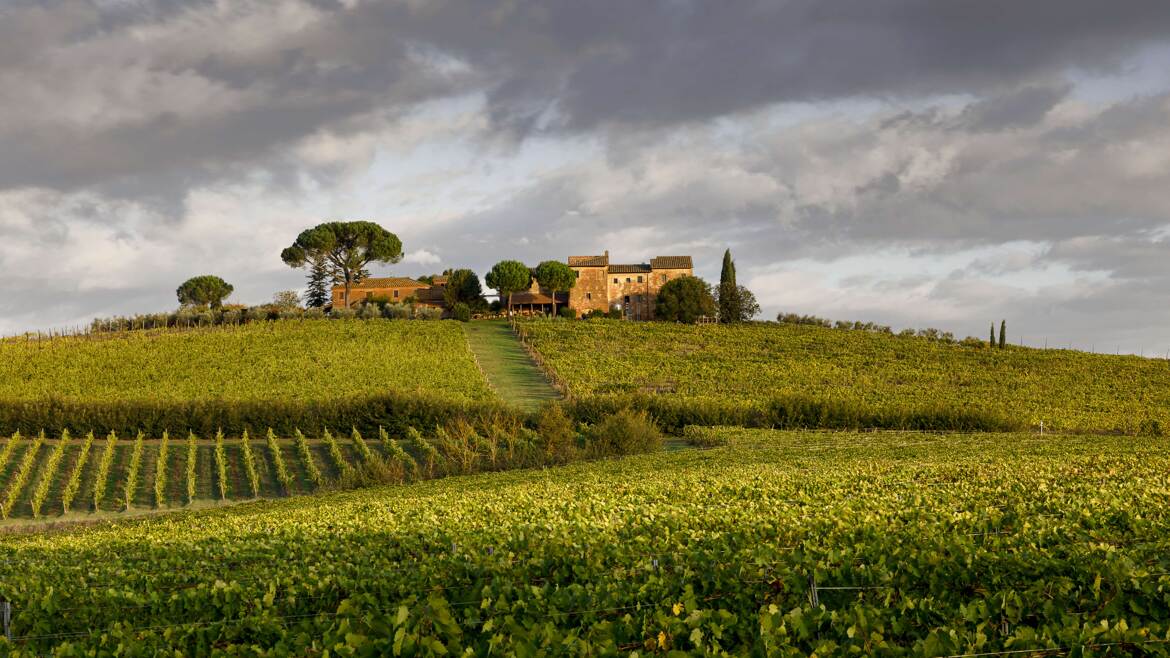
[0, 419, 593, 522]
[0, 429, 1167, 654]
[518, 319, 1170, 434]
[0, 320, 499, 436]
[0, 319, 490, 404]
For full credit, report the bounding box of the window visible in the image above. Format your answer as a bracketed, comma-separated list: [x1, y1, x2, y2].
[613, 278, 618, 284]
[626, 277, 631, 283]
[661, 274, 667, 283]
[575, 271, 580, 278]
[624, 295, 630, 304]
[586, 293, 592, 301]
[393, 290, 399, 298]
[637, 275, 643, 283]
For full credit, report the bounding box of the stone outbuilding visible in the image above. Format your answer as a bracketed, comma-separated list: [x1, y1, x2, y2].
[567, 252, 693, 320]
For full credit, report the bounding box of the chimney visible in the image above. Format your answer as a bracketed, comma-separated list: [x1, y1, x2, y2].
[604, 250, 609, 258]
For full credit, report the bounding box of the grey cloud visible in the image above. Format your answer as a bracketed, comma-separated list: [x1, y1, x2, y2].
[958, 83, 1072, 131]
[4, 0, 1170, 198]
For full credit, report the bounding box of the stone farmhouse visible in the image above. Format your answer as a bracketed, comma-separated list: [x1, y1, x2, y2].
[330, 277, 446, 309]
[330, 251, 693, 320]
[566, 252, 693, 320]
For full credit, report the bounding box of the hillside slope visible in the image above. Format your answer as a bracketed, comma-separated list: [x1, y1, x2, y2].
[3, 430, 1168, 655]
[519, 319, 1170, 434]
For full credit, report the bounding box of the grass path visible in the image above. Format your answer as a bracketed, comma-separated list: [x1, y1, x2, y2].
[464, 320, 562, 413]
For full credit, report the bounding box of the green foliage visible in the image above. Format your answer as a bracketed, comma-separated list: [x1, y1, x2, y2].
[322, 429, 354, 481]
[681, 424, 730, 447]
[7, 431, 1163, 655]
[655, 275, 716, 324]
[267, 428, 294, 495]
[380, 426, 416, 483]
[534, 260, 577, 314]
[122, 431, 145, 511]
[176, 275, 234, 309]
[60, 431, 94, 514]
[29, 431, 67, 518]
[585, 408, 663, 457]
[536, 403, 577, 463]
[350, 428, 376, 464]
[240, 429, 260, 498]
[154, 431, 169, 508]
[0, 321, 495, 436]
[451, 302, 471, 322]
[520, 319, 1169, 434]
[442, 268, 485, 308]
[92, 431, 118, 511]
[281, 220, 403, 309]
[214, 430, 229, 500]
[407, 426, 443, 479]
[186, 432, 198, 505]
[305, 256, 333, 308]
[1000, 319, 1008, 349]
[557, 306, 576, 319]
[294, 429, 323, 488]
[718, 248, 738, 323]
[1, 431, 43, 519]
[485, 260, 532, 307]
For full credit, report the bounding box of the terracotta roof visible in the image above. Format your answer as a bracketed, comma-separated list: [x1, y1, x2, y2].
[607, 264, 652, 274]
[341, 277, 425, 290]
[650, 256, 693, 270]
[568, 255, 609, 267]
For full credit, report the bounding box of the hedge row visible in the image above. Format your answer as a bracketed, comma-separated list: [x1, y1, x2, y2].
[0, 391, 1026, 438]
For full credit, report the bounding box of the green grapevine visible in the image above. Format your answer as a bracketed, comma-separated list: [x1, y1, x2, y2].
[91, 431, 118, 511]
[154, 431, 169, 508]
[294, 429, 322, 488]
[185, 432, 198, 505]
[240, 429, 260, 498]
[60, 431, 94, 514]
[2, 432, 45, 518]
[321, 429, 353, 481]
[122, 431, 145, 511]
[267, 429, 294, 495]
[214, 430, 228, 500]
[29, 430, 68, 518]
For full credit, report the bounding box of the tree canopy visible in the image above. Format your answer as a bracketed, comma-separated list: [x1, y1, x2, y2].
[655, 276, 716, 324]
[715, 284, 760, 322]
[718, 249, 739, 324]
[485, 260, 532, 311]
[281, 221, 402, 308]
[442, 269, 486, 309]
[176, 275, 234, 309]
[534, 260, 577, 316]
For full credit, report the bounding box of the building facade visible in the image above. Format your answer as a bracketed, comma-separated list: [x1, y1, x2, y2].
[331, 277, 440, 309]
[567, 252, 693, 320]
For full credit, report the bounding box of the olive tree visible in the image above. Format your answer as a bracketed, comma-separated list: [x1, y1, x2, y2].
[176, 275, 234, 309]
[655, 275, 716, 324]
[281, 221, 402, 309]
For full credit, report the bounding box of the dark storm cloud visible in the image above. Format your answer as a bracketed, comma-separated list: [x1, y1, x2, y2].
[4, 0, 1170, 196]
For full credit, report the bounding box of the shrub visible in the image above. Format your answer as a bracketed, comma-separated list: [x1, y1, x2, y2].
[682, 425, 730, 448]
[452, 303, 472, 322]
[383, 303, 411, 320]
[331, 308, 356, 320]
[358, 304, 381, 320]
[303, 307, 326, 319]
[586, 408, 663, 457]
[537, 403, 577, 463]
[558, 306, 576, 320]
[415, 307, 443, 321]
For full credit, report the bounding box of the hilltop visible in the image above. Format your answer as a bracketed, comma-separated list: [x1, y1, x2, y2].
[519, 319, 1170, 435]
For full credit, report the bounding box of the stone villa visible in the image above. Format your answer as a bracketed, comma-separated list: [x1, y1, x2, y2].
[331, 251, 694, 320]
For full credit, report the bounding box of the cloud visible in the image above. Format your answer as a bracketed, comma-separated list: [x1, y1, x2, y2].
[3, 0, 1170, 354]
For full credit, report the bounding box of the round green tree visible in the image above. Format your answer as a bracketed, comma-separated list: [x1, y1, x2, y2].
[485, 260, 532, 314]
[281, 221, 403, 309]
[533, 260, 577, 317]
[176, 275, 234, 309]
[655, 275, 716, 324]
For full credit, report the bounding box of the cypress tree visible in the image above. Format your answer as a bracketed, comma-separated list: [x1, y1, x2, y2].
[989, 323, 996, 348]
[718, 249, 740, 324]
[305, 257, 331, 308]
[999, 320, 1007, 349]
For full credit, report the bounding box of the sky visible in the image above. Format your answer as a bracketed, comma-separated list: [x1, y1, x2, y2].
[2, 1, 1170, 354]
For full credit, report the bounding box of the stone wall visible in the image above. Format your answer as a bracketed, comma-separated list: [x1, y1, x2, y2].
[568, 266, 610, 316]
